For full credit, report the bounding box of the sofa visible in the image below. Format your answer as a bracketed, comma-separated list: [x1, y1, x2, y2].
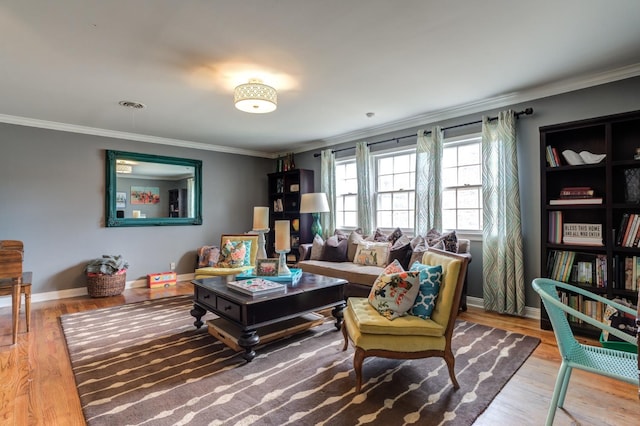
[297, 229, 472, 310]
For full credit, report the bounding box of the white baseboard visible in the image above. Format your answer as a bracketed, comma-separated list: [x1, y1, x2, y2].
[0, 273, 195, 308]
[466, 295, 540, 320]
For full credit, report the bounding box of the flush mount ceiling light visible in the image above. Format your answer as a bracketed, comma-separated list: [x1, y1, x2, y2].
[234, 79, 277, 113]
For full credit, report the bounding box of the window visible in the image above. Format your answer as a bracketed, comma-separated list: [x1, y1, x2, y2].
[374, 150, 415, 230]
[442, 135, 482, 232]
[335, 159, 358, 228]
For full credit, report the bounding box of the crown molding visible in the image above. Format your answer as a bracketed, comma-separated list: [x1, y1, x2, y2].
[0, 114, 275, 159]
[2, 63, 640, 159]
[290, 63, 640, 155]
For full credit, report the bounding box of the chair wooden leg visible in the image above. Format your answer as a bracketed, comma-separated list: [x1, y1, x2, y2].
[354, 347, 365, 393]
[24, 286, 31, 332]
[445, 350, 459, 389]
[341, 321, 349, 351]
[11, 283, 20, 345]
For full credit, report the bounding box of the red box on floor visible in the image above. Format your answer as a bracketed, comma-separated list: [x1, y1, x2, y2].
[147, 272, 177, 288]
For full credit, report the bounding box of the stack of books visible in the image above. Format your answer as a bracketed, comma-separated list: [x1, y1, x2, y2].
[545, 146, 562, 167]
[548, 211, 563, 244]
[562, 223, 603, 246]
[226, 278, 286, 296]
[549, 186, 602, 205]
[617, 213, 640, 247]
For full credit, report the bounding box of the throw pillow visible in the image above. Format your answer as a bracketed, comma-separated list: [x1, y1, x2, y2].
[368, 268, 421, 320]
[353, 241, 391, 266]
[216, 240, 247, 268]
[346, 229, 365, 262]
[387, 234, 412, 269]
[425, 228, 456, 252]
[321, 235, 349, 262]
[408, 261, 443, 319]
[197, 245, 220, 268]
[334, 229, 350, 241]
[310, 234, 324, 260]
[366, 228, 390, 242]
[388, 227, 404, 244]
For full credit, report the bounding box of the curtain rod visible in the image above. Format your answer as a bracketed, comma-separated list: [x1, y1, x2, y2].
[313, 107, 533, 157]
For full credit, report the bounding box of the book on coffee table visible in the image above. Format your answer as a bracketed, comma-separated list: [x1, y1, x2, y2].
[236, 268, 303, 285]
[226, 278, 286, 296]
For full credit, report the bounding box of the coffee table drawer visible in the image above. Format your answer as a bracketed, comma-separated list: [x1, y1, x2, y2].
[195, 287, 216, 310]
[216, 296, 241, 322]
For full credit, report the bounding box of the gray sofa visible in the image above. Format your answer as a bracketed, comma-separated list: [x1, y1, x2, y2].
[297, 237, 472, 310]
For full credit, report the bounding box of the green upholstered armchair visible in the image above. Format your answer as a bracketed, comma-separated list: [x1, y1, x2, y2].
[194, 234, 259, 279]
[341, 247, 470, 393]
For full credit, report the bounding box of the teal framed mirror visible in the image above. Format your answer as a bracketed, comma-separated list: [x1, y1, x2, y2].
[105, 150, 202, 227]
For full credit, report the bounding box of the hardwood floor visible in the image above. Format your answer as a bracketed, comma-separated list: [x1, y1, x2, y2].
[1, 282, 638, 425]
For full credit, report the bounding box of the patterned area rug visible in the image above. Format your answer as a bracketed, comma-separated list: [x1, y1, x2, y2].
[60, 296, 539, 426]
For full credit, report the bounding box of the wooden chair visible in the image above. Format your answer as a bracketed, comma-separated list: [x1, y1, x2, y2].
[0, 249, 28, 344]
[341, 248, 469, 392]
[532, 278, 638, 425]
[0, 240, 31, 344]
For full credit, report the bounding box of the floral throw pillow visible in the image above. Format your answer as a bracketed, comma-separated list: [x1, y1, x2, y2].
[216, 240, 247, 268]
[408, 261, 443, 319]
[368, 262, 421, 320]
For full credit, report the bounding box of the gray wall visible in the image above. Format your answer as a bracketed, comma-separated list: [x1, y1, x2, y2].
[0, 124, 273, 293]
[2, 76, 640, 306]
[295, 76, 640, 309]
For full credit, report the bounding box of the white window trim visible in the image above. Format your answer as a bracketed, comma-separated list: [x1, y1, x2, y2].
[442, 132, 483, 238]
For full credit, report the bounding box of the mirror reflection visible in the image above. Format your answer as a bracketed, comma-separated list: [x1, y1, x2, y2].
[105, 150, 202, 227]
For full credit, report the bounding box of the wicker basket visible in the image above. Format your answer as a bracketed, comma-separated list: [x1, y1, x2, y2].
[87, 272, 126, 297]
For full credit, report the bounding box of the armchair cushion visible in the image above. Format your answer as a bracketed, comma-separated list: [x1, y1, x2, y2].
[409, 262, 443, 319]
[367, 267, 421, 320]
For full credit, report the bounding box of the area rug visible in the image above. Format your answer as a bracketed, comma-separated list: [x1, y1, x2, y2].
[60, 296, 540, 426]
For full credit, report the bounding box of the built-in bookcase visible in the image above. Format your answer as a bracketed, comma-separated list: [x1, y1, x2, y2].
[540, 109, 640, 337]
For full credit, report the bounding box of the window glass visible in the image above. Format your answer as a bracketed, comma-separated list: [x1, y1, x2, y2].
[374, 150, 416, 231]
[335, 160, 358, 228]
[442, 135, 483, 232]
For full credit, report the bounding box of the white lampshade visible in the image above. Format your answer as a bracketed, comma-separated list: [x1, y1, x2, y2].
[234, 79, 277, 114]
[252, 206, 269, 230]
[300, 193, 330, 213]
[275, 220, 291, 251]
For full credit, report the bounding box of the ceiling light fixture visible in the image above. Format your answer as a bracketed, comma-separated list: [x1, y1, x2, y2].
[234, 79, 277, 113]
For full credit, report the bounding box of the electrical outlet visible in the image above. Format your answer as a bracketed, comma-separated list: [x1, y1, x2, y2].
[170, 262, 176, 271]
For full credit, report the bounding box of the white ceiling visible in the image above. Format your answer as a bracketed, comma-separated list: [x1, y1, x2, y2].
[2, 1, 640, 158]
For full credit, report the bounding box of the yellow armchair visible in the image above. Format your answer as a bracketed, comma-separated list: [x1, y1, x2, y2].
[194, 234, 259, 279]
[341, 247, 470, 392]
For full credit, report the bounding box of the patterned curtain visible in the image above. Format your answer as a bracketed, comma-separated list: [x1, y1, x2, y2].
[414, 126, 443, 236]
[356, 142, 373, 235]
[320, 149, 336, 238]
[481, 110, 526, 316]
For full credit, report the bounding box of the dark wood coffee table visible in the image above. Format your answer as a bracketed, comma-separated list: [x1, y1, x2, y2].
[190, 272, 347, 362]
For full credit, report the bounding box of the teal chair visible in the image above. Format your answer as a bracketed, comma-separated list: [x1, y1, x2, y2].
[532, 278, 638, 426]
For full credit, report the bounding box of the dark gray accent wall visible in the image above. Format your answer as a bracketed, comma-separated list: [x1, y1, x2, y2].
[0, 124, 273, 293]
[295, 76, 640, 309]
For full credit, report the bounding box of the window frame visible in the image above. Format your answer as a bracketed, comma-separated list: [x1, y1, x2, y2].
[334, 157, 359, 230]
[441, 133, 483, 238]
[372, 147, 416, 234]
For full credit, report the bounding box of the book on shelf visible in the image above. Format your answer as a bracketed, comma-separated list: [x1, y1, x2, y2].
[618, 213, 640, 247]
[549, 197, 603, 205]
[548, 250, 607, 287]
[548, 211, 563, 244]
[559, 186, 595, 197]
[226, 278, 286, 296]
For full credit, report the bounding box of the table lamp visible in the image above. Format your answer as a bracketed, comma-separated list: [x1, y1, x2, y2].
[274, 220, 291, 275]
[252, 206, 269, 259]
[300, 192, 330, 238]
